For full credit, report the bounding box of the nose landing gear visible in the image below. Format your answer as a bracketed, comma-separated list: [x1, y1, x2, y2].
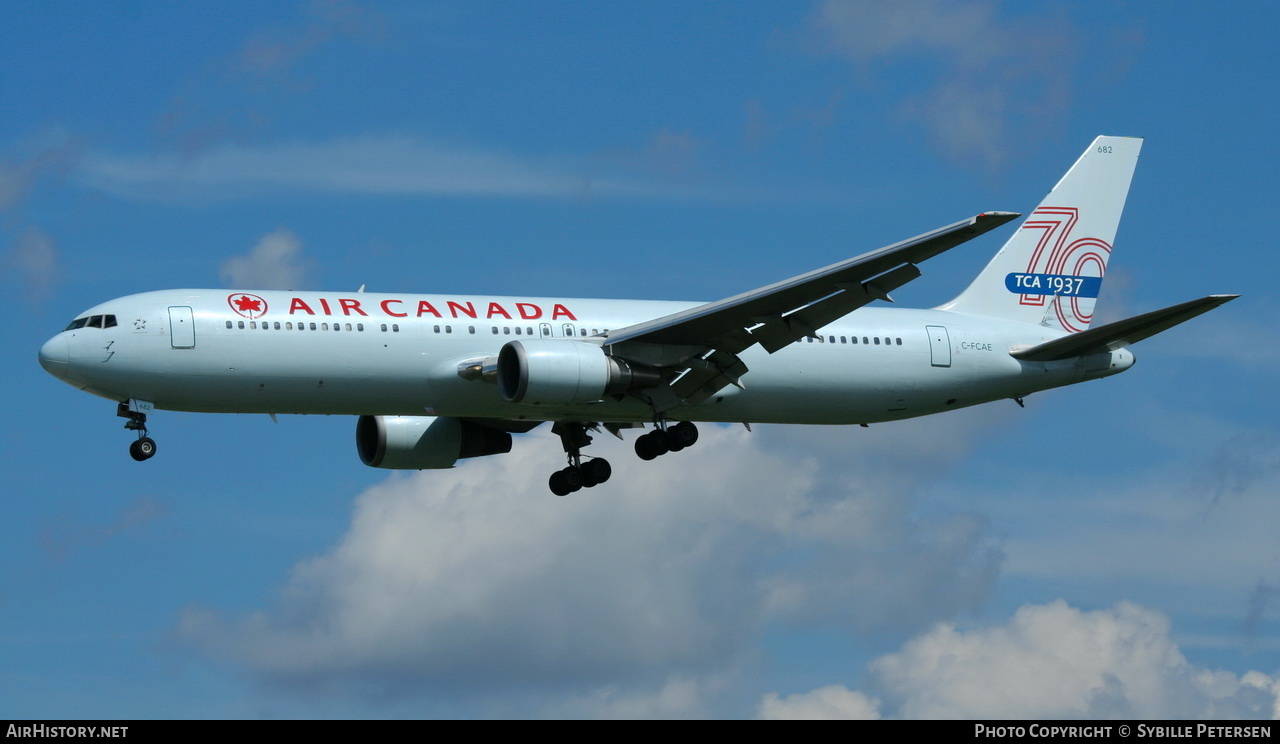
[117, 401, 157, 462]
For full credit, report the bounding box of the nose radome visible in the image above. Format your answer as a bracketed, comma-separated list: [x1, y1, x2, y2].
[39, 334, 69, 379]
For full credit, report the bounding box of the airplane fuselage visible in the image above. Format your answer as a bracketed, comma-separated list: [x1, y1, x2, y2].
[40, 288, 1133, 426]
[45, 137, 1223, 494]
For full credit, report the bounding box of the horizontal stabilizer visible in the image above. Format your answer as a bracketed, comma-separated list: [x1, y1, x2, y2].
[1011, 294, 1239, 362]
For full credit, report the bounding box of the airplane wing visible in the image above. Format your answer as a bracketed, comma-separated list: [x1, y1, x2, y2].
[602, 211, 1020, 411]
[1010, 294, 1239, 362]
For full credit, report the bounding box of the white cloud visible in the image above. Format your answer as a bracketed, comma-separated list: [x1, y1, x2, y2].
[0, 163, 28, 209]
[75, 132, 806, 206]
[177, 416, 1004, 706]
[809, 0, 1079, 168]
[78, 136, 655, 203]
[220, 228, 310, 290]
[0, 129, 80, 210]
[992, 431, 1280, 620]
[232, 0, 385, 82]
[38, 497, 167, 563]
[864, 600, 1280, 719]
[554, 675, 718, 720]
[759, 685, 881, 720]
[7, 226, 60, 298]
[814, 0, 1000, 63]
[764, 600, 1280, 719]
[1158, 303, 1280, 365]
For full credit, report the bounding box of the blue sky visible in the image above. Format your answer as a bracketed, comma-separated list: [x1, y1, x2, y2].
[3, 0, 1278, 719]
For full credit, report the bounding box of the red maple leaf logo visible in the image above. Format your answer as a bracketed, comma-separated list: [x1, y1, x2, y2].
[227, 293, 268, 318]
[234, 295, 262, 313]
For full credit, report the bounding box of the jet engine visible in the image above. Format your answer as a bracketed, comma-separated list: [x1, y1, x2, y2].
[496, 339, 661, 405]
[356, 415, 512, 469]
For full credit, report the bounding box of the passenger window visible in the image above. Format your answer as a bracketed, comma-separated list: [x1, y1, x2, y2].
[250, 321, 257, 329]
[321, 323, 329, 331]
[469, 326, 475, 334]
[381, 324, 387, 332]
[896, 338, 902, 345]
[492, 327, 499, 335]
[238, 321, 245, 329]
[275, 322, 282, 330]
[357, 323, 364, 331]
[310, 322, 317, 330]
[515, 327, 522, 335]
[225, 321, 233, 329]
[392, 324, 400, 332]
[446, 326, 452, 334]
[433, 325, 440, 333]
[862, 337, 869, 345]
[874, 337, 880, 345]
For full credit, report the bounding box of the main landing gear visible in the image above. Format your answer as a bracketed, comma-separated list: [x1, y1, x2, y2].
[545, 420, 701, 495]
[548, 422, 613, 496]
[117, 402, 157, 462]
[634, 421, 699, 460]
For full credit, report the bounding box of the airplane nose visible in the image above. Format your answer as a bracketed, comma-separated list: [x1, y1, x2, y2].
[39, 334, 69, 379]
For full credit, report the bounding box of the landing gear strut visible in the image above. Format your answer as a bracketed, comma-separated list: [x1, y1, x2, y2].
[635, 420, 699, 461]
[544, 420, 701, 495]
[548, 422, 612, 496]
[117, 402, 157, 462]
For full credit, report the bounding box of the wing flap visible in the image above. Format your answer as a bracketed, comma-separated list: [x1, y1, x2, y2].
[1011, 294, 1239, 362]
[754, 262, 922, 353]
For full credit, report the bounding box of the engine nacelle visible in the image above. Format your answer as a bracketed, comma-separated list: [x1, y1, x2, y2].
[496, 339, 662, 405]
[356, 415, 512, 469]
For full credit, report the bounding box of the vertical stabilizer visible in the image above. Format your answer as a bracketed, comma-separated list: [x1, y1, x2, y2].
[942, 136, 1142, 332]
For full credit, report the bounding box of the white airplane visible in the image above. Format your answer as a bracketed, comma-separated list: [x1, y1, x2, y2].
[39, 136, 1236, 495]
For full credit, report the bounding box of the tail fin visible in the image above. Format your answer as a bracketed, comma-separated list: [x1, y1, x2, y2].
[943, 136, 1142, 332]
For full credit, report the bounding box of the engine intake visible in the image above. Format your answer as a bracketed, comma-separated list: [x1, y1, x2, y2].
[356, 415, 512, 469]
[496, 339, 661, 405]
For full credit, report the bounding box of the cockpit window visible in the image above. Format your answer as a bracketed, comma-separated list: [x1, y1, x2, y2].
[64, 314, 116, 331]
